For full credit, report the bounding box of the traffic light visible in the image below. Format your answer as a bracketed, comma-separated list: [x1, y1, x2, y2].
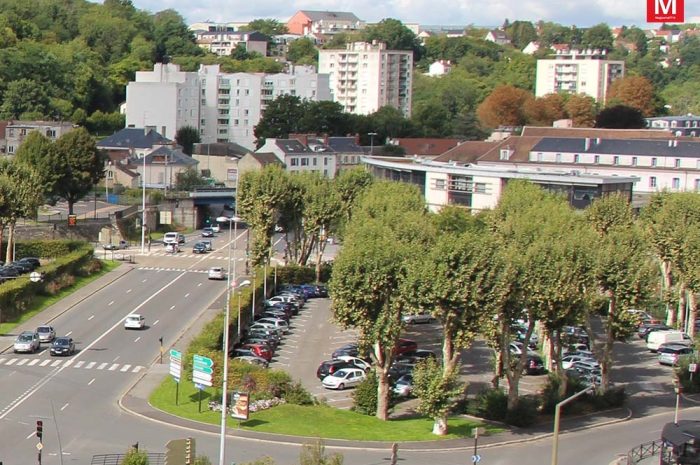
[36, 420, 43, 440]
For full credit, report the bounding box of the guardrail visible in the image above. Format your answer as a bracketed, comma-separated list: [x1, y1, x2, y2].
[626, 440, 663, 464]
[91, 453, 165, 465]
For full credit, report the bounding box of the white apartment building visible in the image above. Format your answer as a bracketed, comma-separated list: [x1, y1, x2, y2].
[535, 49, 624, 102]
[125, 64, 331, 151]
[318, 41, 413, 117]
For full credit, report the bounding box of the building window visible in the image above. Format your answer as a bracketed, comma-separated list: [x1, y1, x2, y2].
[200, 119, 206, 125]
[695, 179, 700, 191]
[594, 155, 600, 164]
[613, 156, 619, 165]
[435, 179, 446, 190]
[650, 176, 657, 188]
[556, 153, 562, 163]
[291, 158, 298, 166]
[313, 158, 317, 166]
[324, 158, 328, 166]
[675, 158, 681, 168]
[474, 183, 487, 193]
[652, 157, 657, 167]
[301, 158, 309, 166]
[574, 154, 580, 163]
[7, 146, 14, 154]
[632, 157, 638, 166]
[673, 177, 681, 189]
[46, 129, 56, 138]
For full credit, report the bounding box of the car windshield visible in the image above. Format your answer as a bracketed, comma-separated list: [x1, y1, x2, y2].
[54, 338, 69, 345]
[127, 316, 140, 321]
[18, 335, 32, 342]
[37, 327, 50, 333]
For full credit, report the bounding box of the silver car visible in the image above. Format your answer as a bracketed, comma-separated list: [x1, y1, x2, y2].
[402, 312, 436, 324]
[36, 325, 55, 343]
[14, 331, 40, 353]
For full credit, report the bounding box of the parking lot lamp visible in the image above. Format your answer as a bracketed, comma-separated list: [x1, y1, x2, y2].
[551, 384, 595, 465]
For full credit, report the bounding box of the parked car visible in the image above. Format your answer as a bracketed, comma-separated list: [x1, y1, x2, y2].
[658, 343, 694, 366]
[335, 355, 371, 372]
[240, 343, 273, 362]
[246, 329, 281, 345]
[9, 261, 33, 273]
[402, 312, 436, 325]
[322, 367, 366, 390]
[14, 331, 40, 353]
[202, 227, 215, 237]
[124, 314, 145, 330]
[395, 338, 418, 356]
[50, 337, 75, 356]
[249, 322, 284, 337]
[317, 360, 352, 380]
[265, 301, 296, 315]
[103, 241, 128, 251]
[210, 224, 221, 233]
[388, 362, 415, 381]
[232, 355, 269, 368]
[16, 257, 40, 270]
[638, 323, 671, 340]
[201, 240, 213, 251]
[392, 374, 413, 397]
[647, 330, 691, 352]
[332, 343, 360, 359]
[36, 325, 56, 343]
[208, 267, 225, 280]
[261, 310, 290, 322]
[256, 317, 289, 334]
[243, 337, 277, 351]
[562, 354, 599, 370]
[395, 350, 437, 365]
[165, 243, 180, 253]
[192, 242, 208, 254]
[509, 341, 538, 356]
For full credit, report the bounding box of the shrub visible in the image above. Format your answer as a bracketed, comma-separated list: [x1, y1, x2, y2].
[352, 370, 378, 415]
[505, 395, 539, 427]
[590, 386, 627, 409]
[540, 373, 589, 415]
[467, 388, 507, 421]
[284, 381, 314, 405]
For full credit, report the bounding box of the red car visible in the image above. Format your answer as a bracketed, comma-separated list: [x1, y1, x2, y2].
[242, 343, 273, 362]
[394, 339, 418, 356]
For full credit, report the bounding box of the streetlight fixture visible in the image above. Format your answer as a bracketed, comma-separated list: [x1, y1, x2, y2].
[217, 214, 244, 465]
[550, 384, 595, 465]
[368, 132, 378, 155]
[140, 154, 146, 254]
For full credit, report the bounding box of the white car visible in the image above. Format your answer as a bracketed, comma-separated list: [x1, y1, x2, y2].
[256, 317, 289, 333]
[124, 314, 145, 330]
[336, 355, 371, 372]
[250, 322, 284, 336]
[36, 325, 56, 343]
[265, 295, 300, 307]
[402, 312, 436, 325]
[561, 354, 599, 370]
[14, 331, 40, 353]
[322, 368, 366, 390]
[208, 267, 225, 280]
[165, 243, 180, 253]
[211, 224, 221, 233]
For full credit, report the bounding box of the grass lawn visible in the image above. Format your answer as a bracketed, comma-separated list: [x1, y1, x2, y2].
[150, 377, 501, 441]
[0, 260, 121, 335]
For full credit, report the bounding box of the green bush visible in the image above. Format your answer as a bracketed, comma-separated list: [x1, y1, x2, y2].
[284, 381, 314, 405]
[467, 388, 508, 421]
[540, 373, 588, 415]
[505, 395, 539, 427]
[676, 355, 700, 393]
[352, 370, 378, 415]
[589, 386, 627, 409]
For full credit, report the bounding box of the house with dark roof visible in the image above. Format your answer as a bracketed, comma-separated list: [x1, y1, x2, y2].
[646, 115, 700, 137]
[485, 30, 511, 45]
[192, 142, 251, 187]
[289, 133, 364, 170]
[193, 30, 268, 57]
[97, 128, 173, 158]
[388, 138, 464, 159]
[139, 146, 198, 190]
[256, 137, 338, 178]
[238, 152, 285, 177]
[287, 10, 365, 36]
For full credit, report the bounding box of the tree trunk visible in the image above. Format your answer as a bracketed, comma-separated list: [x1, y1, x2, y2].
[314, 235, 328, 283]
[601, 296, 616, 390]
[688, 292, 698, 338]
[376, 367, 390, 421]
[678, 284, 687, 331]
[492, 349, 502, 389]
[5, 223, 14, 263]
[68, 199, 75, 216]
[432, 416, 448, 435]
[442, 317, 458, 373]
[661, 260, 675, 326]
[0, 224, 5, 262]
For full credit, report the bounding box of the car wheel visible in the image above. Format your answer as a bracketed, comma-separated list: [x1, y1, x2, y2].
[338, 383, 345, 390]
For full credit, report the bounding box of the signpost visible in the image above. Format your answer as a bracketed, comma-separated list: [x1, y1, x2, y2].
[170, 349, 182, 405]
[690, 363, 697, 383]
[193, 354, 213, 413]
[472, 427, 484, 464]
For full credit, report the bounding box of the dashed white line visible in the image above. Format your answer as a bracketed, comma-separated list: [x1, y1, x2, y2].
[97, 363, 107, 370]
[184, 293, 190, 298]
[28, 360, 39, 366]
[86, 362, 96, 369]
[60, 403, 69, 411]
[108, 301, 114, 306]
[134, 337, 141, 343]
[16, 359, 28, 366]
[26, 432, 35, 440]
[198, 283, 202, 287]
[40, 360, 50, 367]
[108, 364, 119, 371]
[88, 315, 95, 321]
[74, 361, 85, 369]
[126, 289, 132, 294]
[170, 305, 175, 311]
[51, 360, 61, 367]
[120, 364, 131, 372]
[112, 356, 120, 362]
[65, 331, 72, 336]
[88, 378, 95, 385]
[153, 320, 159, 326]
[142, 279, 147, 283]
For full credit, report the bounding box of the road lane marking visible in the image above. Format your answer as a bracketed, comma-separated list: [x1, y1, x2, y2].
[133, 366, 143, 372]
[198, 283, 202, 287]
[113, 356, 120, 362]
[126, 289, 132, 293]
[63, 360, 73, 367]
[120, 364, 131, 372]
[88, 315, 95, 320]
[28, 360, 39, 366]
[65, 331, 72, 336]
[142, 279, 147, 283]
[108, 301, 114, 306]
[74, 361, 84, 368]
[51, 360, 61, 367]
[170, 305, 175, 310]
[153, 320, 159, 326]
[60, 403, 68, 411]
[109, 364, 119, 371]
[97, 363, 107, 370]
[5, 359, 16, 365]
[40, 360, 50, 366]
[88, 378, 95, 385]
[86, 362, 95, 369]
[16, 359, 28, 366]
[134, 337, 141, 342]
[26, 432, 35, 439]
[184, 293, 190, 298]
[0, 269, 192, 421]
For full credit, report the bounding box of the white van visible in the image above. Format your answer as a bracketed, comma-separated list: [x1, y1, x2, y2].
[163, 232, 184, 245]
[647, 330, 691, 352]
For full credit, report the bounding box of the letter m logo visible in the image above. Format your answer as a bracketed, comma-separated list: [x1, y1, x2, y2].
[647, 0, 684, 22]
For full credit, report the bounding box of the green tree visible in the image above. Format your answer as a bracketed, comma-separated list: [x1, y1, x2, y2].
[0, 159, 42, 261]
[0, 78, 50, 119]
[51, 128, 105, 215]
[153, 9, 201, 61]
[253, 94, 306, 147]
[506, 21, 537, 50]
[595, 105, 645, 128]
[581, 23, 613, 51]
[330, 182, 429, 420]
[175, 167, 207, 191]
[362, 18, 423, 59]
[120, 446, 148, 465]
[13, 130, 58, 199]
[412, 358, 464, 435]
[175, 125, 201, 155]
[241, 19, 288, 36]
[299, 101, 351, 136]
[286, 37, 318, 64]
[332, 167, 374, 235]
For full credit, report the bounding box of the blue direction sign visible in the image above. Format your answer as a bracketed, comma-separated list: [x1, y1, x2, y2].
[192, 354, 214, 387]
[472, 454, 481, 463]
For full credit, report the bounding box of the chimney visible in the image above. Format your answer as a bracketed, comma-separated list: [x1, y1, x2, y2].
[584, 138, 591, 151]
[323, 133, 329, 146]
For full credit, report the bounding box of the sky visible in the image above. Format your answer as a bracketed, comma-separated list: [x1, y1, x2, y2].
[125, 0, 700, 28]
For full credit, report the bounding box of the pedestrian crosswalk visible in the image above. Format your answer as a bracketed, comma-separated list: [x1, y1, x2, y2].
[142, 252, 247, 260]
[0, 357, 144, 373]
[137, 267, 211, 274]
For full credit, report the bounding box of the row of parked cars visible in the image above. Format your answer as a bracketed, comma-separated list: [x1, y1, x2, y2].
[635, 311, 696, 366]
[13, 325, 76, 356]
[231, 283, 328, 368]
[0, 257, 41, 282]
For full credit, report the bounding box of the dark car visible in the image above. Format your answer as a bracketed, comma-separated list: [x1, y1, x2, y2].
[523, 355, 546, 375]
[247, 329, 281, 345]
[261, 310, 290, 322]
[0, 266, 19, 282]
[265, 301, 296, 315]
[332, 343, 360, 359]
[244, 337, 277, 351]
[395, 338, 418, 356]
[9, 261, 32, 273]
[16, 257, 39, 271]
[396, 349, 436, 365]
[388, 362, 415, 381]
[50, 337, 75, 356]
[192, 242, 208, 254]
[202, 227, 215, 237]
[317, 360, 352, 380]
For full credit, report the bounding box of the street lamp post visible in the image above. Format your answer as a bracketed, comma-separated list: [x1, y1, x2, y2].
[140, 154, 146, 254]
[551, 385, 595, 465]
[674, 377, 682, 424]
[368, 132, 377, 155]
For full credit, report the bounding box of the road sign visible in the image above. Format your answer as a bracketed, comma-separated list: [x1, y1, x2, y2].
[690, 363, 697, 373]
[36, 443, 43, 451]
[170, 349, 182, 382]
[192, 354, 213, 387]
[472, 454, 481, 463]
[29, 272, 42, 283]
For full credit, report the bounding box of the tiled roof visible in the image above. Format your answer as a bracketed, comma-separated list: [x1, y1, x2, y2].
[393, 138, 464, 157]
[250, 152, 284, 166]
[478, 136, 543, 162]
[300, 10, 360, 22]
[98, 128, 172, 149]
[532, 137, 700, 158]
[144, 146, 198, 166]
[193, 142, 250, 157]
[275, 139, 313, 154]
[327, 137, 364, 153]
[433, 141, 499, 163]
[521, 126, 672, 139]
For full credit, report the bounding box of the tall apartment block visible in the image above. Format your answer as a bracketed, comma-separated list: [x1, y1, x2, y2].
[535, 49, 625, 102]
[125, 63, 331, 150]
[318, 41, 413, 117]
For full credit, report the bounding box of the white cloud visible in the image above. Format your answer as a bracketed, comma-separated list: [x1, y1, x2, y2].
[126, 0, 695, 27]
